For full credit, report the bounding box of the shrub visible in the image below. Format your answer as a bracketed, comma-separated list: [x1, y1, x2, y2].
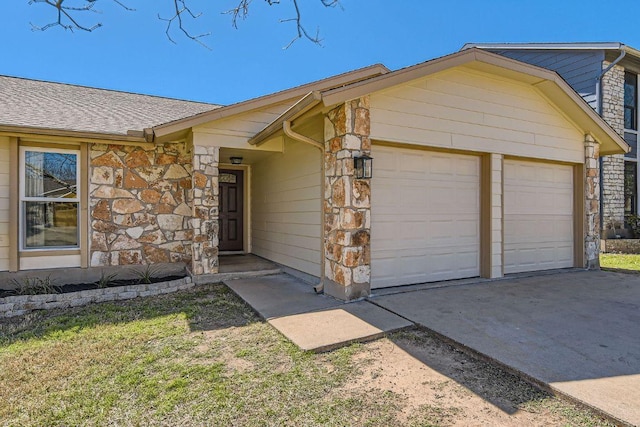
[626, 214, 640, 238]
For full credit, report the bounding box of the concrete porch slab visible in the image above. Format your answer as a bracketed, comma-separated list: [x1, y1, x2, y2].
[192, 254, 282, 285]
[225, 274, 413, 352]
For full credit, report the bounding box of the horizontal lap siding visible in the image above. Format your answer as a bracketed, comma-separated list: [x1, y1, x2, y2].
[0, 137, 8, 271]
[251, 138, 321, 277]
[491, 50, 603, 109]
[193, 102, 292, 147]
[370, 68, 585, 162]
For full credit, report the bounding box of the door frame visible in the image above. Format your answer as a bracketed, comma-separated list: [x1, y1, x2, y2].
[218, 164, 250, 254]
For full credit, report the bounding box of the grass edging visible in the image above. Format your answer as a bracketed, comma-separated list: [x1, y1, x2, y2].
[0, 277, 193, 318]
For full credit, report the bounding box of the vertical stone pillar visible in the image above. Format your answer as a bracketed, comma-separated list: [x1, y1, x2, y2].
[191, 145, 220, 275]
[600, 61, 625, 235]
[323, 97, 371, 301]
[585, 134, 601, 269]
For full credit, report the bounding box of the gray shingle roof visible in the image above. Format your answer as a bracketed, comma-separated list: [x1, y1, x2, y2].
[0, 75, 221, 136]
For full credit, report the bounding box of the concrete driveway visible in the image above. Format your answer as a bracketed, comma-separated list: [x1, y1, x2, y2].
[372, 270, 640, 426]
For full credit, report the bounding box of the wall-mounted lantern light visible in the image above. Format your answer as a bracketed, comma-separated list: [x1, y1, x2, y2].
[354, 154, 373, 179]
[230, 156, 243, 165]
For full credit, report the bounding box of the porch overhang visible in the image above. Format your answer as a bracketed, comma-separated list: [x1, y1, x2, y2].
[248, 91, 322, 146]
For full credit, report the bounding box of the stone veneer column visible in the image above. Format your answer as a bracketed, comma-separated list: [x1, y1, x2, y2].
[600, 61, 625, 234]
[191, 145, 220, 275]
[585, 135, 601, 269]
[323, 97, 371, 301]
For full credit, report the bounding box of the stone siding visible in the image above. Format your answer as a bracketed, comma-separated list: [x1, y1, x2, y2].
[191, 145, 220, 275]
[89, 142, 193, 267]
[600, 61, 625, 231]
[585, 135, 600, 269]
[323, 97, 371, 300]
[0, 277, 193, 318]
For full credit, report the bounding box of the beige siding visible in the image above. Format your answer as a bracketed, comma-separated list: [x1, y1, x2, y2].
[20, 254, 81, 270]
[370, 67, 585, 163]
[489, 153, 503, 278]
[0, 137, 10, 271]
[251, 137, 322, 276]
[193, 102, 292, 150]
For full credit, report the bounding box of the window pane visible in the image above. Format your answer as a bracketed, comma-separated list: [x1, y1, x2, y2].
[624, 73, 637, 130]
[625, 108, 636, 131]
[24, 151, 77, 198]
[625, 132, 637, 159]
[625, 162, 637, 215]
[24, 201, 78, 248]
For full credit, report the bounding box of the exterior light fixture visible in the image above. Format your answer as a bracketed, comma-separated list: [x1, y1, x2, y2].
[230, 156, 243, 165]
[354, 154, 373, 179]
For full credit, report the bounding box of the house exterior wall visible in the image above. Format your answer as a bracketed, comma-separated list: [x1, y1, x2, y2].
[600, 62, 626, 232]
[251, 137, 322, 277]
[488, 50, 604, 109]
[364, 66, 598, 286]
[89, 142, 194, 267]
[192, 102, 291, 151]
[0, 137, 9, 271]
[369, 68, 586, 163]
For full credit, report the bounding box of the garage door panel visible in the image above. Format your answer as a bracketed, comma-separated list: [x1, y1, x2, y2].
[504, 159, 574, 274]
[372, 145, 480, 288]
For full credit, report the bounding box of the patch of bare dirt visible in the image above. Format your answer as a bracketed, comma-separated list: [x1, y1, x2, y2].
[338, 329, 612, 426]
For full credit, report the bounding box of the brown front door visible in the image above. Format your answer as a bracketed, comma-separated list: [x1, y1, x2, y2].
[218, 169, 244, 251]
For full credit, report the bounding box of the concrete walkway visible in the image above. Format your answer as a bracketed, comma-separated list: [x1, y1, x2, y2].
[373, 270, 640, 426]
[225, 274, 413, 352]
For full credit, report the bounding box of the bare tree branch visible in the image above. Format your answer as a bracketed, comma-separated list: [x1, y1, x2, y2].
[158, 0, 211, 49]
[29, 0, 134, 32]
[29, 0, 340, 48]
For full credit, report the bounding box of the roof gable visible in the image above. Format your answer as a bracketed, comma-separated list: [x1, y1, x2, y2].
[314, 49, 628, 155]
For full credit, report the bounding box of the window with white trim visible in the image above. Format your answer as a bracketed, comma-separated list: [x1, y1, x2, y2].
[20, 147, 80, 249]
[624, 71, 639, 216]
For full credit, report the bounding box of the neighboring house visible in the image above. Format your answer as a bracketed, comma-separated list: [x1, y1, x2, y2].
[0, 48, 628, 300]
[462, 42, 640, 237]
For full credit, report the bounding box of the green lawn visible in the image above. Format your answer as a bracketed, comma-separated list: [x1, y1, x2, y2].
[0, 283, 613, 426]
[600, 253, 640, 271]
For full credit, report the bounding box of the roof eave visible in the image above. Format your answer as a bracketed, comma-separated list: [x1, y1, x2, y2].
[0, 124, 147, 143]
[248, 91, 323, 146]
[152, 64, 390, 139]
[461, 42, 625, 51]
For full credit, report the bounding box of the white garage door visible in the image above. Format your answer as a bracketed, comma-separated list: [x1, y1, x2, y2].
[371, 145, 480, 288]
[504, 159, 574, 274]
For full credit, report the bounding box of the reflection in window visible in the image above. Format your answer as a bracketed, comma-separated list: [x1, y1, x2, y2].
[625, 72, 637, 131]
[21, 149, 80, 249]
[24, 202, 78, 248]
[625, 161, 637, 215]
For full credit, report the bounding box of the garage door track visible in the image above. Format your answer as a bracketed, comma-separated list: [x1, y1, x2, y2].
[372, 270, 640, 426]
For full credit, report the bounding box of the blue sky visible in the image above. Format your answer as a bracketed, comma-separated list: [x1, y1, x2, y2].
[3, 0, 640, 106]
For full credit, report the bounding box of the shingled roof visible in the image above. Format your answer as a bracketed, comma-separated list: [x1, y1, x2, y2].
[0, 75, 221, 136]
